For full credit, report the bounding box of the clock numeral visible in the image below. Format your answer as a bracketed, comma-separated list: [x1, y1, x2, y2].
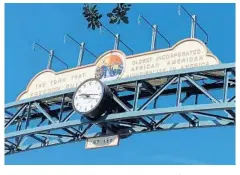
[74, 80, 104, 114]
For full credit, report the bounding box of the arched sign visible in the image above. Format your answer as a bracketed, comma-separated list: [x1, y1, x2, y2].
[17, 38, 221, 101]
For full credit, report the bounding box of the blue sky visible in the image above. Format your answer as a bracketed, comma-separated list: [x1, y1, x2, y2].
[5, 3, 235, 165]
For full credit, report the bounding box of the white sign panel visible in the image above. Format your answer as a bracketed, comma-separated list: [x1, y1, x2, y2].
[85, 135, 119, 149]
[17, 38, 221, 101]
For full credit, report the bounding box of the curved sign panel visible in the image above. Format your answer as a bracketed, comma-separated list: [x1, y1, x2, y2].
[17, 38, 220, 101]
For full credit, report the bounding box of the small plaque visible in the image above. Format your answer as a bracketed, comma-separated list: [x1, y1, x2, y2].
[85, 135, 119, 149]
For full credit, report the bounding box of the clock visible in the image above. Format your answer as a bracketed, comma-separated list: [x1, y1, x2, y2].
[72, 78, 113, 120]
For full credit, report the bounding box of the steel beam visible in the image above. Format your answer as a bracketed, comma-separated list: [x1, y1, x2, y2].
[5, 104, 28, 129]
[6, 119, 233, 155]
[176, 75, 182, 106]
[120, 82, 235, 102]
[5, 102, 235, 139]
[184, 75, 220, 103]
[5, 63, 235, 109]
[62, 110, 75, 122]
[5, 63, 236, 155]
[59, 95, 65, 121]
[33, 103, 55, 123]
[138, 76, 177, 110]
[154, 114, 173, 127]
[223, 70, 230, 102]
[190, 112, 235, 121]
[180, 113, 196, 126]
[133, 81, 141, 111]
[112, 94, 131, 112]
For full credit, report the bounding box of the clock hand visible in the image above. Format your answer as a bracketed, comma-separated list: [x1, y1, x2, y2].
[79, 93, 99, 95]
[79, 93, 100, 97]
[86, 97, 100, 99]
[78, 94, 100, 100]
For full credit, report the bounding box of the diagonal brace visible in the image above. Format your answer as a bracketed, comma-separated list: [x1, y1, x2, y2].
[33, 103, 55, 123]
[185, 75, 235, 118]
[180, 113, 196, 126]
[62, 110, 75, 122]
[112, 94, 131, 112]
[141, 81, 156, 94]
[138, 76, 177, 111]
[138, 118, 153, 129]
[5, 104, 28, 129]
[155, 114, 173, 127]
[184, 75, 220, 103]
[79, 124, 93, 138]
[190, 112, 235, 121]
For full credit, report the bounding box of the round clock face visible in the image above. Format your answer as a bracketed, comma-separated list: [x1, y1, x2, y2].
[72, 79, 104, 114]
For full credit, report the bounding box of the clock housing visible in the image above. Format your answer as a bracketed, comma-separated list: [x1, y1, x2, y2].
[72, 78, 113, 120]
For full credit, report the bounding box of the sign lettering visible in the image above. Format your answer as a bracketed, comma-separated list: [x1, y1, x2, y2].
[17, 38, 220, 101]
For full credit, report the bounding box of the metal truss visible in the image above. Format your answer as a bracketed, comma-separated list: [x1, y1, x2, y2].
[5, 63, 235, 155]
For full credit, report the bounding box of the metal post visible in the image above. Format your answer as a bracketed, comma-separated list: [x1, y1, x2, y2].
[133, 81, 142, 111]
[47, 50, 54, 69]
[114, 34, 120, 50]
[25, 103, 31, 129]
[195, 95, 198, 105]
[59, 95, 65, 122]
[151, 24, 158, 50]
[223, 69, 230, 102]
[191, 15, 197, 38]
[176, 75, 182, 106]
[77, 42, 85, 66]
